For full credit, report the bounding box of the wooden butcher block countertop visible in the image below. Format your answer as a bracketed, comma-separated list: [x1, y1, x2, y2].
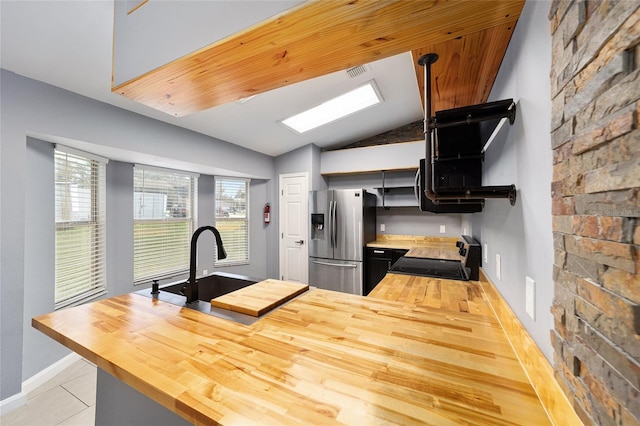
[368, 235, 462, 260]
[367, 234, 458, 251]
[33, 277, 551, 425]
[404, 246, 461, 260]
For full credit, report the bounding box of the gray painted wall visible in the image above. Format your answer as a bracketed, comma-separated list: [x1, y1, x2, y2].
[1, 74, 27, 400]
[106, 161, 135, 297]
[0, 70, 278, 400]
[309, 144, 327, 192]
[23, 140, 70, 379]
[375, 208, 463, 237]
[274, 144, 327, 191]
[476, 0, 554, 361]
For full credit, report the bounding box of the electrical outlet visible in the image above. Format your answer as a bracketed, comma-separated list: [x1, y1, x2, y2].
[526, 276, 535, 319]
[483, 244, 488, 263]
[440, 225, 446, 234]
[496, 254, 501, 281]
[203, 269, 208, 276]
[463, 227, 468, 235]
[380, 224, 385, 232]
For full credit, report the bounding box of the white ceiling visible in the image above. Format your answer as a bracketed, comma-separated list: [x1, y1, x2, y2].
[0, 0, 424, 158]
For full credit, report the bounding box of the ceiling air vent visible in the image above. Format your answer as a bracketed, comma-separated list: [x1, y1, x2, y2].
[346, 65, 368, 78]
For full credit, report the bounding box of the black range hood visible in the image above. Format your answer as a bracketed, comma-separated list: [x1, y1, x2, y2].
[417, 53, 517, 212]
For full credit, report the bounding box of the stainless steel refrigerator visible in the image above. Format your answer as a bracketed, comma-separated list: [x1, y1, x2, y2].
[308, 189, 376, 295]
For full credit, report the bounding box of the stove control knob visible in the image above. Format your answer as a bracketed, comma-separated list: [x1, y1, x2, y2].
[459, 247, 467, 256]
[456, 241, 463, 248]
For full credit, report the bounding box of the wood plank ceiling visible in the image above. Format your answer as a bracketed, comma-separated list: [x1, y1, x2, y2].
[113, 0, 525, 118]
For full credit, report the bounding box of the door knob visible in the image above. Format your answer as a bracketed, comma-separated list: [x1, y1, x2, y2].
[295, 240, 304, 245]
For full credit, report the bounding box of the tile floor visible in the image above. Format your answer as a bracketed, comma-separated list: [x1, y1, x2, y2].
[1, 358, 97, 426]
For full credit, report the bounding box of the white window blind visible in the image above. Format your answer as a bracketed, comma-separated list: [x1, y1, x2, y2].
[215, 177, 249, 266]
[54, 148, 107, 309]
[133, 166, 198, 284]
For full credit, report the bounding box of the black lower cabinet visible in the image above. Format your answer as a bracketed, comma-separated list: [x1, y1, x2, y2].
[365, 248, 391, 296]
[364, 248, 409, 295]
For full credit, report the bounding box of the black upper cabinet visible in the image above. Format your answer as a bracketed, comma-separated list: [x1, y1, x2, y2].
[417, 99, 517, 213]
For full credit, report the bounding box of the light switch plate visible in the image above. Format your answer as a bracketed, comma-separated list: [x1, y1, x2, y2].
[483, 244, 488, 263]
[526, 276, 535, 319]
[496, 254, 501, 281]
[380, 224, 385, 232]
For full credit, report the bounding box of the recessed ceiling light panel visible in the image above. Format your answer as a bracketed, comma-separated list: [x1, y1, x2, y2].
[281, 80, 383, 134]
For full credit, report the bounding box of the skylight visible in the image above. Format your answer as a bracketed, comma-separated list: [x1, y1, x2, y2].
[281, 81, 383, 133]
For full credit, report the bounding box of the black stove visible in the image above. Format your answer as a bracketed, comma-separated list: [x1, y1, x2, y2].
[389, 235, 481, 281]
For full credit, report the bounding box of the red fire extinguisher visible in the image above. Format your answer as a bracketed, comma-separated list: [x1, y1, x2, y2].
[264, 203, 271, 224]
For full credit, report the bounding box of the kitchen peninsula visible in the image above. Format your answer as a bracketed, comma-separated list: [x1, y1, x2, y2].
[33, 271, 557, 425]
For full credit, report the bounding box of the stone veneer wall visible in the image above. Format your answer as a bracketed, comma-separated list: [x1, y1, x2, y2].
[549, 1, 639, 425]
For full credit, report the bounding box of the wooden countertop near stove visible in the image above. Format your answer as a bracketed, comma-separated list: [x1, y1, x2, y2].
[367, 234, 462, 260]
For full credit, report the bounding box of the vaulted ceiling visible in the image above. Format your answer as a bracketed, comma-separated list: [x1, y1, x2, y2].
[1, 1, 524, 157]
[116, 0, 523, 117]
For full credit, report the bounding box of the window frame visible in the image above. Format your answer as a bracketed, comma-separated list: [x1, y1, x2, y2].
[54, 146, 108, 309]
[133, 165, 199, 284]
[214, 176, 250, 267]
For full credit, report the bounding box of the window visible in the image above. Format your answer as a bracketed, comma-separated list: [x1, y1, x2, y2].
[215, 177, 249, 266]
[133, 166, 198, 283]
[54, 147, 107, 309]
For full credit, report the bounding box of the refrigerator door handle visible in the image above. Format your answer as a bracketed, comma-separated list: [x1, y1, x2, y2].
[311, 260, 358, 268]
[330, 200, 337, 248]
[329, 201, 333, 248]
[414, 167, 421, 205]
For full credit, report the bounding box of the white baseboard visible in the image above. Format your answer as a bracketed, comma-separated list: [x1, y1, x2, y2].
[0, 391, 27, 416]
[0, 352, 82, 416]
[22, 352, 82, 394]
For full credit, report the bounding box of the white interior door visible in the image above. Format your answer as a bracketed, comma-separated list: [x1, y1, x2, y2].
[279, 172, 309, 283]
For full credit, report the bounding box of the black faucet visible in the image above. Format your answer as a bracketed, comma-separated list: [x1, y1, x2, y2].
[181, 226, 227, 304]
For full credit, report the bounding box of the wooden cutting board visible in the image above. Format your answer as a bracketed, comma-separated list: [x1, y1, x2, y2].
[210, 279, 309, 317]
